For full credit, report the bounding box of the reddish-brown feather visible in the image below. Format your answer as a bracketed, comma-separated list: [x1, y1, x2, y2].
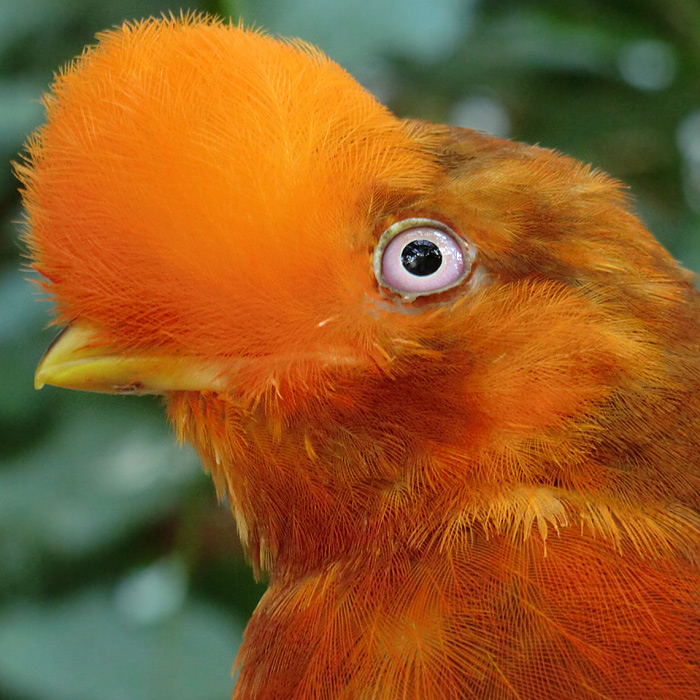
[19, 15, 700, 699]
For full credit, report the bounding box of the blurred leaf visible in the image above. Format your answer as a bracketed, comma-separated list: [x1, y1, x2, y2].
[466, 9, 622, 76]
[0, 0, 67, 48]
[0, 584, 242, 700]
[239, 0, 476, 74]
[0, 267, 52, 422]
[0, 396, 202, 560]
[0, 79, 46, 154]
[0, 268, 45, 342]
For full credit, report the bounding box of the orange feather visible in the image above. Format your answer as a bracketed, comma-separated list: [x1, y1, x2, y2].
[18, 15, 700, 699]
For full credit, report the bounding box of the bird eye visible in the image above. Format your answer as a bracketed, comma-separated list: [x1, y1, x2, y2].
[373, 218, 470, 297]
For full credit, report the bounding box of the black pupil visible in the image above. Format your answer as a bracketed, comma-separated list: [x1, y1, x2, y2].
[401, 239, 442, 276]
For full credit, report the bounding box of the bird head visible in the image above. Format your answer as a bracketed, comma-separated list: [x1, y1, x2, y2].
[20, 16, 699, 574]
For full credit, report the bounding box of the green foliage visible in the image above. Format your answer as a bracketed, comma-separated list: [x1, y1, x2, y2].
[1, 0, 698, 698]
[0, 584, 241, 700]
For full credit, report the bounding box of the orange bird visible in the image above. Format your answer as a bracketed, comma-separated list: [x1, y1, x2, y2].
[17, 15, 700, 700]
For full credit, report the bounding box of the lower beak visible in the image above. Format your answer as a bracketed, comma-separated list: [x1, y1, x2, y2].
[35, 322, 227, 395]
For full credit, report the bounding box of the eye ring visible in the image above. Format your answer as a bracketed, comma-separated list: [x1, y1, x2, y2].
[373, 218, 472, 298]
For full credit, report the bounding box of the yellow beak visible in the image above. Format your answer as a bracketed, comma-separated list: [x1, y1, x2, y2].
[35, 322, 227, 395]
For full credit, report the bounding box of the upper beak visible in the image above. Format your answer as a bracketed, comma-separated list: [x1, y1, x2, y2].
[35, 322, 227, 395]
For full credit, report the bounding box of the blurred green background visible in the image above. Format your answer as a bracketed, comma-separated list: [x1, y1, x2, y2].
[1, 0, 699, 698]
